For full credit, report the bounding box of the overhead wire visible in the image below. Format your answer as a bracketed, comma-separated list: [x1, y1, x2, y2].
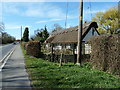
[89, 0, 92, 21]
[65, 0, 69, 29]
[89, 0, 94, 35]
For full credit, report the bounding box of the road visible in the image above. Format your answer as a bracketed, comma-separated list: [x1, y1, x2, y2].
[0, 43, 15, 60]
[0, 43, 16, 88]
[0, 44, 31, 89]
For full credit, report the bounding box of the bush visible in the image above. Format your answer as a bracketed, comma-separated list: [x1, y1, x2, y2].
[88, 34, 120, 76]
[26, 41, 41, 58]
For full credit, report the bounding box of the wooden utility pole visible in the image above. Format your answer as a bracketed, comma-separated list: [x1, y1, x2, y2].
[72, 44, 76, 64]
[77, 0, 83, 65]
[118, 1, 120, 28]
[51, 44, 54, 62]
[21, 26, 22, 41]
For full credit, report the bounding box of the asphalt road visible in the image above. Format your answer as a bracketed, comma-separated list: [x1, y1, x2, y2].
[1, 44, 31, 89]
[0, 43, 16, 60]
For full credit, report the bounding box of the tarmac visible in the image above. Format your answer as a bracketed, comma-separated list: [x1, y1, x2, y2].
[0, 44, 31, 89]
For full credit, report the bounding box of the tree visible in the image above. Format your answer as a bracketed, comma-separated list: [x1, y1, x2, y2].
[2, 32, 15, 44]
[34, 29, 44, 42]
[43, 25, 49, 41]
[32, 26, 49, 43]
[51, 24, 64, 34]
[0, 23, 16, 44]
[23, 27, 29, 42]
[92, 6, 119, 34]
[0, 22, 4, 33]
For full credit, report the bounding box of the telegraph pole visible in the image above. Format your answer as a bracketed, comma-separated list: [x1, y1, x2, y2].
[118, 1, 120, 28]
[77, 0, 83, 65]
[21, 26, 22, 41]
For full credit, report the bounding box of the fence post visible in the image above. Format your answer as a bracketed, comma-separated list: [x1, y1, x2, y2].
[51, 44, 54, 62]
[59, 53, 63, 67]
[73, 44, 76, 64]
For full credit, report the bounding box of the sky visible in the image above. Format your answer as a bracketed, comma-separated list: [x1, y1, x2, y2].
[0, 1, 118, 39]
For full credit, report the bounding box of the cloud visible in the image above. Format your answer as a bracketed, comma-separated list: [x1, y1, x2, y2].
[0, 3, 2, 20]
[5, 24, 30, 30]
[23, 3, 67, 19]
[36, 18, 63, 24]
[6, 24, 20, 30]
[36, 20, 48, 24]
[6, 6, 19, 14]
[2, 0, 46, 2]
[3, 3, 21, 15]
[35, 16, 77, 24]
[24, 8, 43, 17]
[2, 0, 119, 2]
[0, 16, 2, 21]
[3, 2, 76, 20]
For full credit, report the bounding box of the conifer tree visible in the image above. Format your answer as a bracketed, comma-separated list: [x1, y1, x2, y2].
[23, 27, 29, 42]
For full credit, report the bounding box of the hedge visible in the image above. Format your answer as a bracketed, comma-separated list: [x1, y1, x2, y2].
[26, 41, 41, 58]
[88, 34, 120, 76]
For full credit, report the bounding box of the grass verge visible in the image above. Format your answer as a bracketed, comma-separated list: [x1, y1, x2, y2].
[21, 45, 120, 88]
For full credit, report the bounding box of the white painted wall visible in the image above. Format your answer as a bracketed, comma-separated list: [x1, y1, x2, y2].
[85, 44, 91, 54]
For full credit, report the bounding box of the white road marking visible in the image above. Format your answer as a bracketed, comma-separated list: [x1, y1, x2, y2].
[0, 46, 16, 72]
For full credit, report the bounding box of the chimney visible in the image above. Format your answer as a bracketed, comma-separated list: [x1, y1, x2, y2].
[84, 21, 87, 24]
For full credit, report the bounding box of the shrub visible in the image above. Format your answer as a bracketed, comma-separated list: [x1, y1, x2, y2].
[88, 34, 120, 76]
[26, 41, 41, 58]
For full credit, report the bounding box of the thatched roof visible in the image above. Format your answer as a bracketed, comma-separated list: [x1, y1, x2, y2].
[45, 22, 99, 44]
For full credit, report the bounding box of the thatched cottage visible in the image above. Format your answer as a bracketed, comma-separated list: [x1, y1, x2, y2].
[45, 21, 99, 53]
[45, 22, 100, 63]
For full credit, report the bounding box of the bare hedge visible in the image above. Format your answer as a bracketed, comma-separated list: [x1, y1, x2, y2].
[88, 34, 120, 76]
[26, 41, 41, 58]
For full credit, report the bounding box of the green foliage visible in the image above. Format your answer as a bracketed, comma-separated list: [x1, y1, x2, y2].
[2, 32, 15, 44]
[33, 26, 49, 43]
[92, 6, 119, 34]
[44, 25, 49, 40]
[21, 47, 120, 88]
[81, 62, 92, 69]
[23, 27, 29, 42]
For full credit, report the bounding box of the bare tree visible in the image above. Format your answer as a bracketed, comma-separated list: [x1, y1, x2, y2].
[0, 22, 5, 32]
[51, 24, 64, 34]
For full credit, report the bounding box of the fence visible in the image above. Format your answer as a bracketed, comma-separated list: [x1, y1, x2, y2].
[42, 54, 90, 64]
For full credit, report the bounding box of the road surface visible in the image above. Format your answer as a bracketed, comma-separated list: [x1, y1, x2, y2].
[0, 44, 15, 60]
[1, 44, 31, 89]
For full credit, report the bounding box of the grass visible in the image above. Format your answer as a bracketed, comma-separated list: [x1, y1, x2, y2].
[21, 45, 120, 88]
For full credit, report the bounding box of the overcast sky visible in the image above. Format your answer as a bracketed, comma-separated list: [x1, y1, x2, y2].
[1, 1, 118, 39]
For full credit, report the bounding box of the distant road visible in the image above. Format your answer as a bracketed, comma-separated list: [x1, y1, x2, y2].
[0, 44, 16, 60]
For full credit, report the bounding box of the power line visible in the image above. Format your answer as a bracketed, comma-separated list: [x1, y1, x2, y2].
[89, 0, 92, 21]
[65, 0, 69, 29]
